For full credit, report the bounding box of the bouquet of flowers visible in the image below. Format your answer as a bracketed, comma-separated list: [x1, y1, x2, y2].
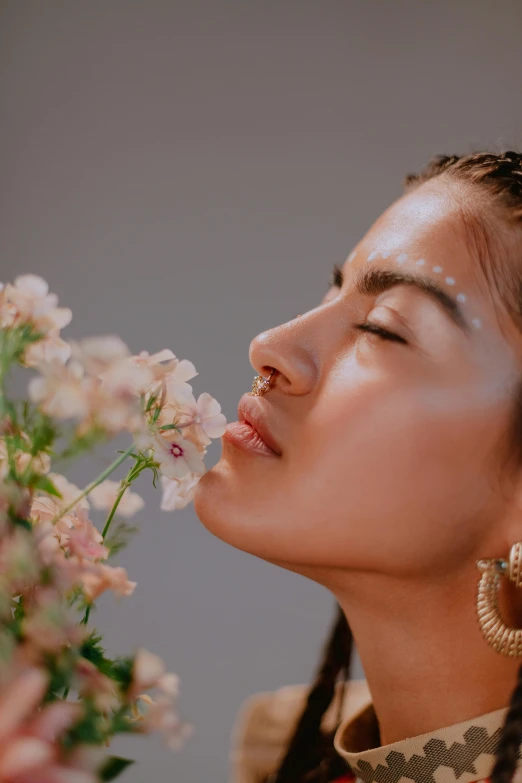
[0, 274, 226, 782]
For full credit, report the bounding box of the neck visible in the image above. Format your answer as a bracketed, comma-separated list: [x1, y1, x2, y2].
[331, 564, 520, 745]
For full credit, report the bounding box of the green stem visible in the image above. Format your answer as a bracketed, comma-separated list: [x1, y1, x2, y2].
[0, 332, 9, 420]
[101, 485, 127, 539]
[80, 458, 145, 626]
[51, 445, 135, 524]
[101, 460, 145, 540]
[81, 606, 91, 626]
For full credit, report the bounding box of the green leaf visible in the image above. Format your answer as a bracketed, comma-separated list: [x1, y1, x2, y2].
[104, 521, 138, 558]
[99, 756, 135, 781]
[10, 515, 31, 531]
[60, 698, 105, 747]
[159, 423, 182, 432]
[31, 475, 63, 498]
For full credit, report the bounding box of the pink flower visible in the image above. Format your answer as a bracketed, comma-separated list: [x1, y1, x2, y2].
[67, 519, 109, 562]
[80, 563, 136, 602]
[0, 665, 98, 783]
[75, 658, 119, 711]
[89, 479, 144, 518]
[48, 474, 90, 513]
[129, 649, 179, 701]
[160, 474, 199, 511]
[0, 441, 51, 481]
[135, 694, 192, 751]
[22, 599, 73, 654]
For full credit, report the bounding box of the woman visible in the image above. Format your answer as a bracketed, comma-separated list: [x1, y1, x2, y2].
[194, 151, 522, 783]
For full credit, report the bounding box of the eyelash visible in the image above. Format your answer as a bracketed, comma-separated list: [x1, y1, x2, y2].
[328, 262, 407, 345]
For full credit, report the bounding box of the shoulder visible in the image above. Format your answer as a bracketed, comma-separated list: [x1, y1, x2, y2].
[229, 679, 371, 783]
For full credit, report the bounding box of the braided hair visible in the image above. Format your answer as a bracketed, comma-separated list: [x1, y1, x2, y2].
[269, 604, 353, 783]
[271, 149, 522, 783]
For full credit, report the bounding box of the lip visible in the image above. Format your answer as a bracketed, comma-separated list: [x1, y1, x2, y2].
[223, 394, 282, 457]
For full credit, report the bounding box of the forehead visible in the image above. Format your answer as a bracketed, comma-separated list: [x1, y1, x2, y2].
[348, 178, 522, 355]
[360, 180, 483, 294]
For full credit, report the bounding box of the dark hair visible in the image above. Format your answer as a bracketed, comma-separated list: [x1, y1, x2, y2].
[271, 149, 522, 783]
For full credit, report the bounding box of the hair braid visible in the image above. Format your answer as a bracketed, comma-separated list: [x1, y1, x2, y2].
[270, 604, 352, 783]
[491, 661, 522, 783]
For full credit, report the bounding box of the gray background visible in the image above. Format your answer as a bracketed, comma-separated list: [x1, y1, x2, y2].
[1, 2, 522, 781]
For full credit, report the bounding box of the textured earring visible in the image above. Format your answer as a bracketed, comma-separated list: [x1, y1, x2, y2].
[251, 368, 276, 396]
[476, 542, 522, 656]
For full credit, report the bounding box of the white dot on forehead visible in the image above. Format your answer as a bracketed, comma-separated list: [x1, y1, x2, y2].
[472, 318, 482, 329]
[367, 250, 378, 261]
[415, 258, 425, 266]
[445, 277, 455, 286]
[456, 293, 467, 303]
[397, 253, 408, 264]
[348, 250, 356, 263]
[432, 266, 443, 273]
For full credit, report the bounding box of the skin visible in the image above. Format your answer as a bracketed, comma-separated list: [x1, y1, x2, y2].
[194, 177, 522, 745]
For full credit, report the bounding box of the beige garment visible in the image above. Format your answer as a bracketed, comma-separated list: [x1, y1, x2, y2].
[230, 679, 522, 783]
[229, 679, 372, 783]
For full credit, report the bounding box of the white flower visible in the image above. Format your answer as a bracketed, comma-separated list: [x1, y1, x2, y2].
[99, 361, 153, 398]
[137, 432, 205, 480]
[163, 360, 198, 407]
[178, 392, 227, 447]
[160, 474, 199, 511]
[3, 275, 72, 335]
[28, 360, 91, 420]
[69, 335, 130, 376]
[129, 349, 179, 382]
[23, 334, 72, 368]
[89, 480, 144, 518]
[48, 474, 90, 513]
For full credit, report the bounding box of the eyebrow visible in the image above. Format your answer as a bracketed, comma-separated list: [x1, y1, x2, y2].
[353, 266, 470, 332]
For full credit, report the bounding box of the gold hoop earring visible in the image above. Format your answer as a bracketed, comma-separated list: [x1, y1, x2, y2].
[476, 542, 522, 656]
[251, 368, 276, 396]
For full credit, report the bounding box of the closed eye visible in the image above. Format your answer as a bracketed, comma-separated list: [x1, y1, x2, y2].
[329, 264, 406, 344]
[355, 321, 408, 344]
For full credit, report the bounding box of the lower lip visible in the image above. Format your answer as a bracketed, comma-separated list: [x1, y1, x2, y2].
[222, 421, 280, 457]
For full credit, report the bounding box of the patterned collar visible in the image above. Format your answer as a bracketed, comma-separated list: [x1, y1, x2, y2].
[333, 698, 520, 783]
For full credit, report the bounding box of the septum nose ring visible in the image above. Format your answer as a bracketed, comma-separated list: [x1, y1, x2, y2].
[251, 368, 276, 396]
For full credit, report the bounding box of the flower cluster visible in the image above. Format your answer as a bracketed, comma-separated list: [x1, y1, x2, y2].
[0, 274, 226, 781]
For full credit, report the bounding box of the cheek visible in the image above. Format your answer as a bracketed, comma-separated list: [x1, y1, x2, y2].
[283, 372, 510, 574]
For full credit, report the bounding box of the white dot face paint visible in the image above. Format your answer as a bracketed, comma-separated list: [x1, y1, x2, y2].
[348, 250, 357, 263]
[362, 248, 481, 332]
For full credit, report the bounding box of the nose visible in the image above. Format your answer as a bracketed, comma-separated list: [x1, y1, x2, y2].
[248, 312, 319, 396]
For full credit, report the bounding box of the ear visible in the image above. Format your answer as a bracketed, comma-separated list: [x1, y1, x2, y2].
[497, 469, 522, 554]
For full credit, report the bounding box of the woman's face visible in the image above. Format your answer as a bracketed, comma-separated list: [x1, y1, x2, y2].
[194, 179, 522, 582]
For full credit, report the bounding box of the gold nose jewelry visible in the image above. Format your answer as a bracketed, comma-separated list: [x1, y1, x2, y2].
[251, 368, 276, 396]
[476, 542, 522, 656]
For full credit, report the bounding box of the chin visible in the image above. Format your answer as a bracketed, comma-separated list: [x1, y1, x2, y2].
[193, 460, 249, 548]
[192, 459, 284, 559]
